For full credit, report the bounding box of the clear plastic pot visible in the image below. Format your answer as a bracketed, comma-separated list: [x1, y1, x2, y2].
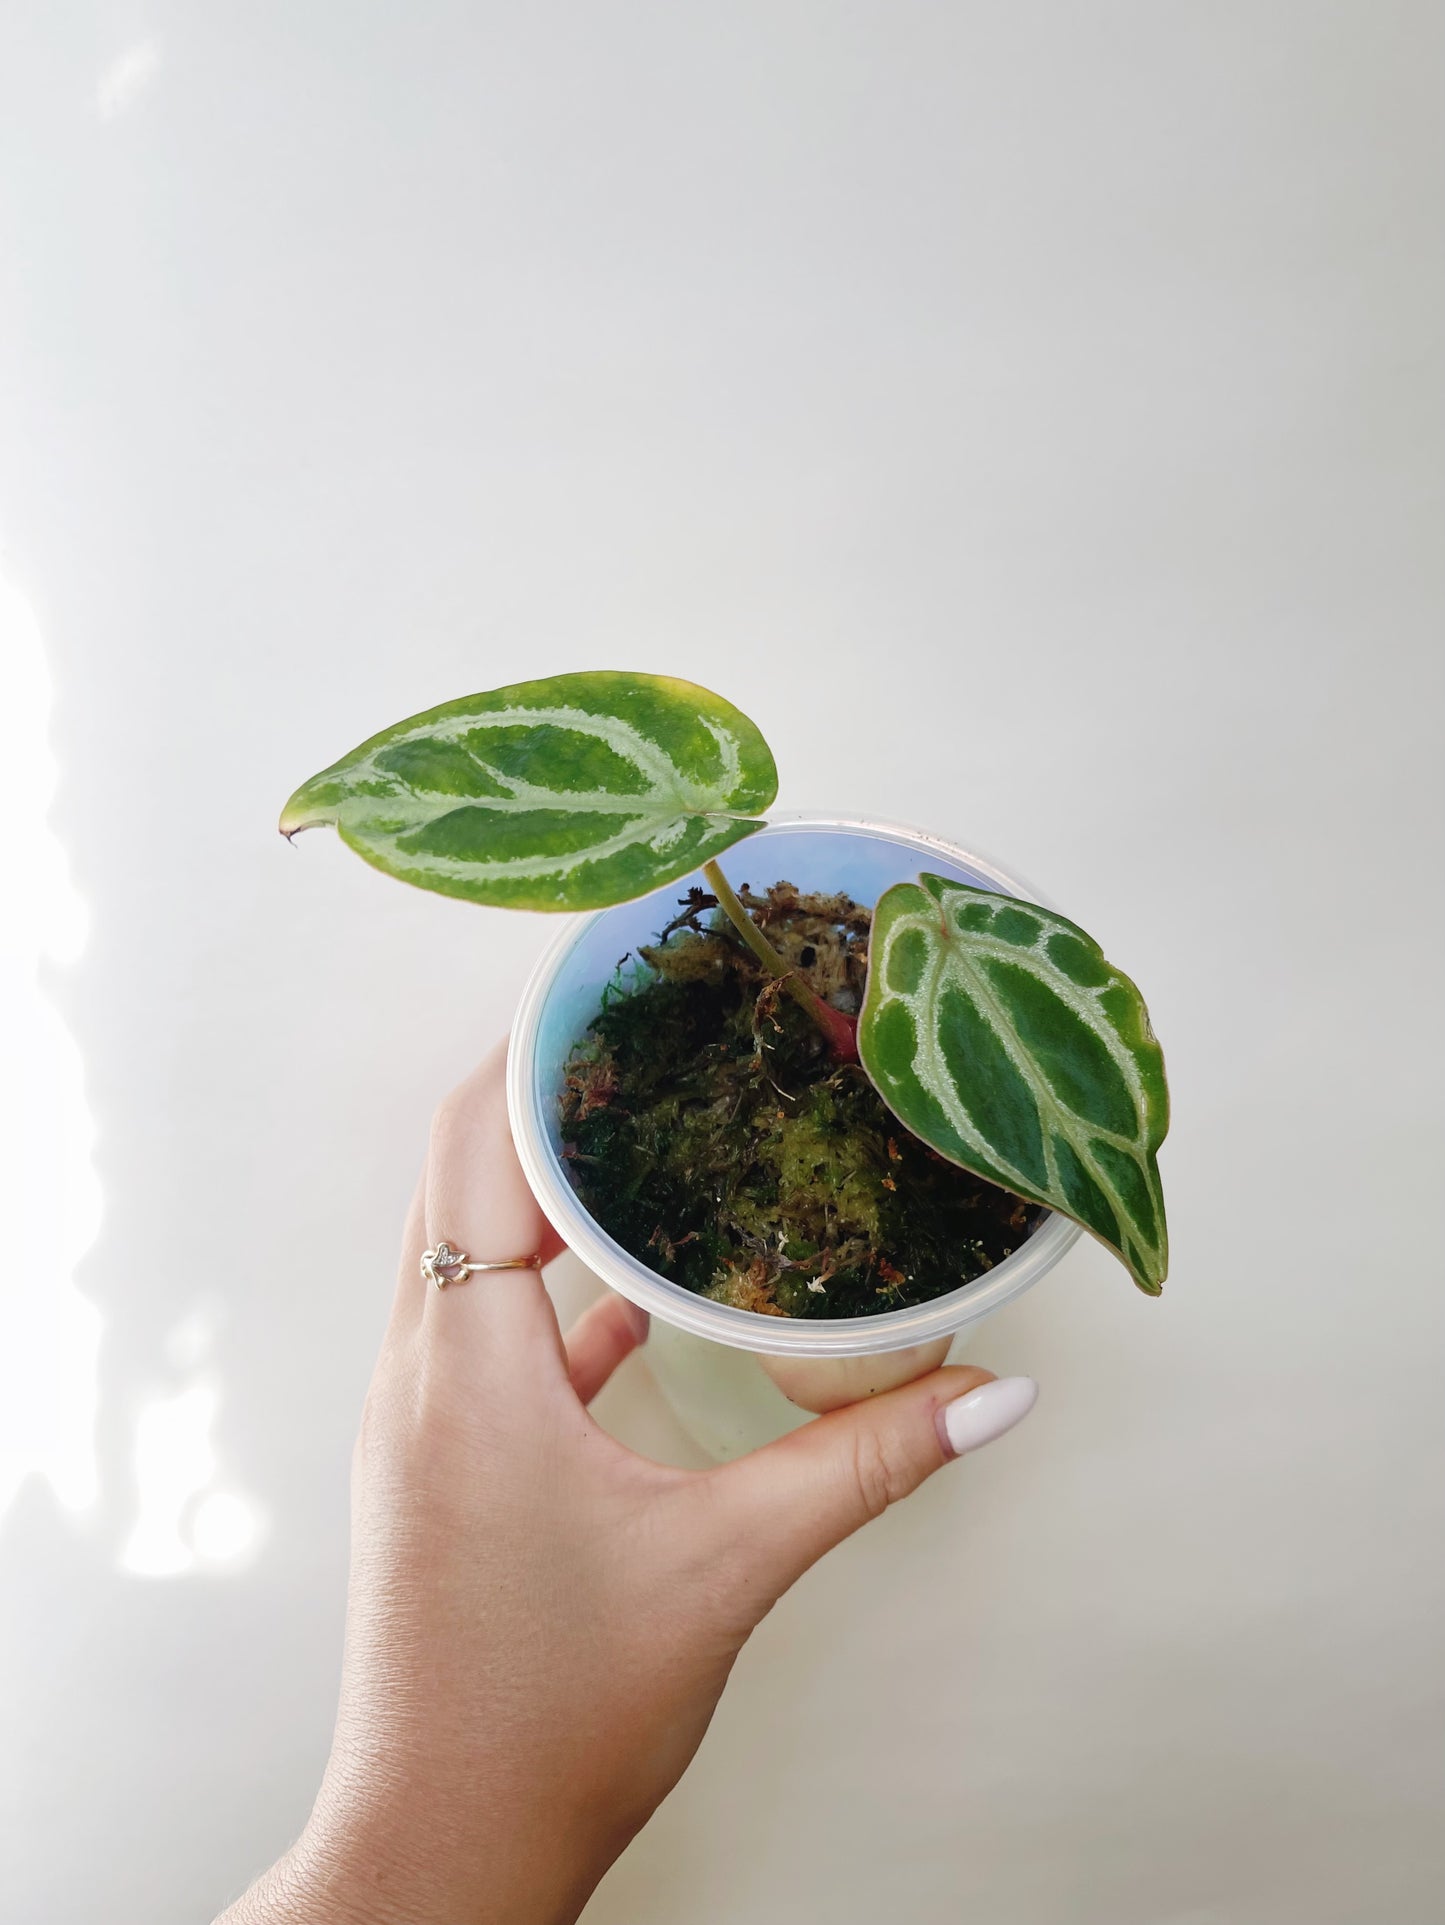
[507, 816, 1081, 1456]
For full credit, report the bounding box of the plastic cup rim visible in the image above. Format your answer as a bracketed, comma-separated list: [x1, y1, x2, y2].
[506, 812, 1083, 1357]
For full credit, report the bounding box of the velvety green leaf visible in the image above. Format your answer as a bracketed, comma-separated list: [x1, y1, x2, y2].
[859, 875, 1169, 1292]
[280, 672, 777, 911]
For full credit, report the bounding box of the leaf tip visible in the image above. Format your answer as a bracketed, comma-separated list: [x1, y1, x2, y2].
[278, 777, 338, 842]
[1131, 1255, 1166, 1295]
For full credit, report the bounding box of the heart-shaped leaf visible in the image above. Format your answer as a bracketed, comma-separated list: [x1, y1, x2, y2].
[280, 671, 778, 911]
[858, 875, 1169, 1292]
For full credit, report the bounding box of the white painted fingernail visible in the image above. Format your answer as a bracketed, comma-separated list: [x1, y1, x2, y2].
[939, 1377, 1038, 1458]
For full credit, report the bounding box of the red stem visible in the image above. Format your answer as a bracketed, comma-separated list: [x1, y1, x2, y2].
[701, 859, 860, 1063]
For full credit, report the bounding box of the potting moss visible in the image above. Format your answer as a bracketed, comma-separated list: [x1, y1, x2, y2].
[559, 882, 1042, 1320]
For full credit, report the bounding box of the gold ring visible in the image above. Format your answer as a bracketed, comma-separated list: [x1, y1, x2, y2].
[421, 1241, 543, 1289]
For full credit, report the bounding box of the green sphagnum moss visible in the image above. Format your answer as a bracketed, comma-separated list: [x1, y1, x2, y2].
[559, 884, 1041, 1320]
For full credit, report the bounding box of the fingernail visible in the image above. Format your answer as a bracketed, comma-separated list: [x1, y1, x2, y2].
[938, 1377, 1038, 1459]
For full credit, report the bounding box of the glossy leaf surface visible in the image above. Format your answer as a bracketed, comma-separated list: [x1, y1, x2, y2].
[859, 875, 1169, 1291]
[280, 671, 777, 911]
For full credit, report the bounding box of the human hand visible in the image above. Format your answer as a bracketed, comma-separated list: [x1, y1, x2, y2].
[221, 1042, 1037, 1925]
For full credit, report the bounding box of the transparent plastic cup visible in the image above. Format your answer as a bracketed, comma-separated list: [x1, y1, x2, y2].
[507, 816, 1081, 1456]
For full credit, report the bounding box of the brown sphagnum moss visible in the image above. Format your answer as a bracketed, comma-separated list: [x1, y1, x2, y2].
[559, 883, 1042, 1320]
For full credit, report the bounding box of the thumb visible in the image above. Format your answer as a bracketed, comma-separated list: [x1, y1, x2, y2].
[709, 1366, 1039, 1599]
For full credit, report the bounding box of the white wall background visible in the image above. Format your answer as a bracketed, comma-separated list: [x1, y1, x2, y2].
[2, 5, 1441, 1921]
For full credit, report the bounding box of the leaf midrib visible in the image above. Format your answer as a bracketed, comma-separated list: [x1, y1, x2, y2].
[350, 704, 758, 833]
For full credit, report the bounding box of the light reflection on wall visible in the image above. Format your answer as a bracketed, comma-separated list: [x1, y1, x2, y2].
[0, 563, 104, 1519]
[95, 37, 162, 122]
[121, 1373, 265, 1577]
[0, 557, 268, 1572]
[123, 1306, 267, 1577]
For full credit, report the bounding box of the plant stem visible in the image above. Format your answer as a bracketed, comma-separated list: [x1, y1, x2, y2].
[701, 858, 860, 1062]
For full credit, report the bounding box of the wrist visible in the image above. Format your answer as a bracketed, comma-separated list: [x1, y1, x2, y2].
[214, 1838, 371, 1925]
[218, 1826, 475, 1925]
[241, 1794, 604, 1925]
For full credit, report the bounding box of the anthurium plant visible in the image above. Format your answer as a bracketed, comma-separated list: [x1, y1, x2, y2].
[283, 671, 1168, 1296]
